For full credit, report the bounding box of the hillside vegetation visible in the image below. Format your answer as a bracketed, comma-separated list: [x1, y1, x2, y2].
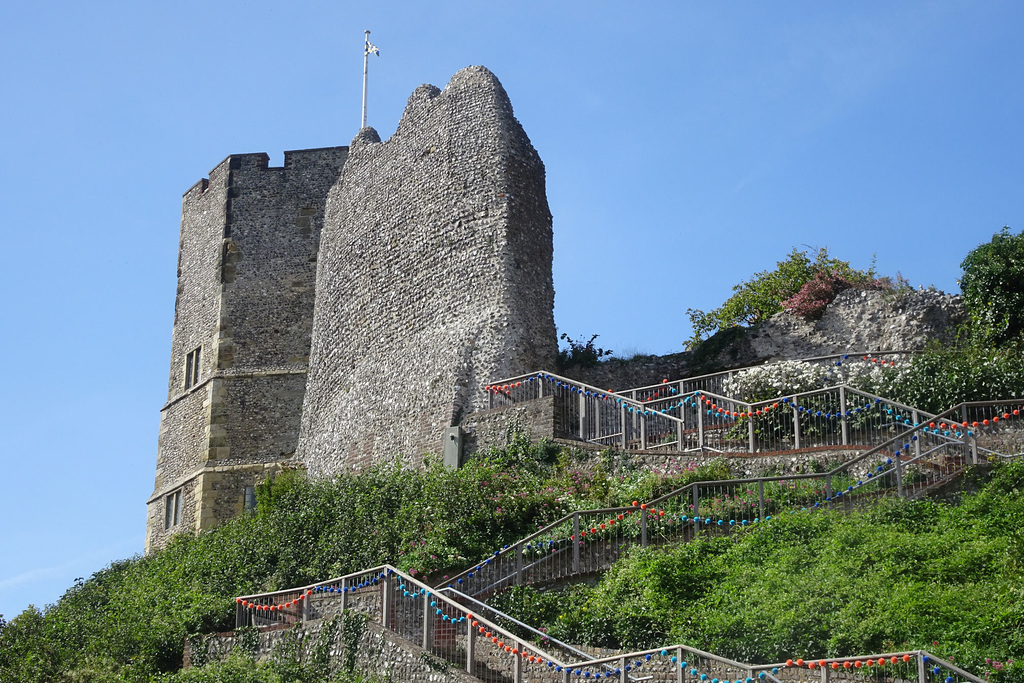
[0, 443, 727, 682]
[491, 462, 1024, 671]
[6, 229, 1024, 682]
[3, 447, 1023, 682]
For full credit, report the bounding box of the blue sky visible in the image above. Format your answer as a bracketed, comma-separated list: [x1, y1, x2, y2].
[1, 0, 1022, 621]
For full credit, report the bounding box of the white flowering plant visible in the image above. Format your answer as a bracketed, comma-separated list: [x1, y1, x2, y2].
[721, 359, 890, 403]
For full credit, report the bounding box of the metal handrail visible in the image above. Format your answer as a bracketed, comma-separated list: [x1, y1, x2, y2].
[437, 587, 652, 681]
[445, 395, 1024, 594]
[438, 587, 589, 661]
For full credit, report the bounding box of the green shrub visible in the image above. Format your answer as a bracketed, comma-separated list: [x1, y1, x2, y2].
[870, 342, 1024, 413]
[960, 226, 1024, 345]
[556, 333, 613, 371]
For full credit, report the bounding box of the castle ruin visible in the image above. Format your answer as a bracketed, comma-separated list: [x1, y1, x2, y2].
[147, 66, 556, 551]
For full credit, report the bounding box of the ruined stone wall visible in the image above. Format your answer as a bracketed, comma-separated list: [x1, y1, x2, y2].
[460, 395, 558, 457]
[562, 288, 965, 393]
[299, 66, 556, 473]
[562, 353, 691, 392]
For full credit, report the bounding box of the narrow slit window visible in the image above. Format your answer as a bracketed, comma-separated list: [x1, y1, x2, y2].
[243, 486, 257, 513]
[184, 347, 201, 390]
[164, 490, 182, 529]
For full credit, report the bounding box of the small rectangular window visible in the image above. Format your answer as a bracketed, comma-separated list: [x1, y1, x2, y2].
[244, 486, 257, 513]
[184, 347, 201, 390]
[164, 490, 182, 529]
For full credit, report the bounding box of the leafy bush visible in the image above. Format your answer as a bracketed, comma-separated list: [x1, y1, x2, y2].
[160, 650, 377, 683]
[782, 269, 894, 320]
[960, 226, 1024, 345]
[871, 342, 1024, 413]
[687, 248, 885, 345]
[556, 333, 613, 371]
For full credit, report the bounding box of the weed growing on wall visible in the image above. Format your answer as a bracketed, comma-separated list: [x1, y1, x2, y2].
[556, 333, 614, 371]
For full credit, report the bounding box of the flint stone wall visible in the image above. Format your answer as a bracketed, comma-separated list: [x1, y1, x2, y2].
[460, 395, 558, 458]
[199, 617, 480, 683]
[299, 66, 556, 473]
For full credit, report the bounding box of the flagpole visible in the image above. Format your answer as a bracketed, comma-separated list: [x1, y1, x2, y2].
[361, 30, 370, 129]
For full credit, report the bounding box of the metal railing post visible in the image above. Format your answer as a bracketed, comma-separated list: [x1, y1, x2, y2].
[826, 474, 832, 502]
[340, 578, 348, 613]
[513, 645, 523, 683]
[381, 574, 391, 630]
[913, 410, 921, 459]
[488, 390, 494, 410]
[917, 653, 927, 683]
[515, 544, 524, 586]
[579, 393, 586, 440]
[840, 386, 849, 446]
[620, 404, 627, 450]
[538, 378, 544, 399]
[572, 513, 580, 573]
[693, 486, 700, 523]
[748, 408, 756, 453]
[678, 417, 685, 453]
[620, 656, 628, 683]
[895, 454, 905, 498]
[697, 403, 705, 449]
[640, 413, 648, 450]
[758, 480, 765, 520]
[421, 590, 431, 650]
[466, 619, 475, 673]
[301, 590, 310, 625]
[821, 659, 830, 683]
[677, 645, 685, 683]
[641, 509, 648, 547]
[793, 398, 801, 450]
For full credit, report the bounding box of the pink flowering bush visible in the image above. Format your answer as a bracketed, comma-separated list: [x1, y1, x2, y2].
[987, 658, 1023, 683]
[782, 269, 894, 320]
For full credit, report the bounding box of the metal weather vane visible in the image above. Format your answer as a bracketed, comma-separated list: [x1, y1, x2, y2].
[362, 30, 380, 129]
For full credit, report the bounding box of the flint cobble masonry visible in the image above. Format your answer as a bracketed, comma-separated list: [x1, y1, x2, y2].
[297, 66, 556, 475]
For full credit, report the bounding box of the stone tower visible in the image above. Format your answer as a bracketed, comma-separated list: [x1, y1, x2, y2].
[297, 66, 557, 473]
[146, 147, 348, 551]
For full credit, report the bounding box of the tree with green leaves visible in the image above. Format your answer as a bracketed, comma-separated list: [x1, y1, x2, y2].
[959, 226, 1024, 345]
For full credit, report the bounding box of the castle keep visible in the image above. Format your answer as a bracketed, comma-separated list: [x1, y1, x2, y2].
[148, 67, 556, 550]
